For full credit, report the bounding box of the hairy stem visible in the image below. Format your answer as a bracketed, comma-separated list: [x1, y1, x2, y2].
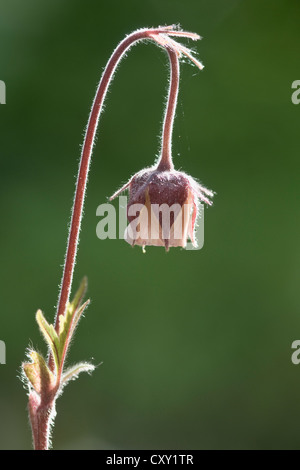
[157, 48, 180, 171]
[54, 27, 180, 331]
[28, 392, 56, 450]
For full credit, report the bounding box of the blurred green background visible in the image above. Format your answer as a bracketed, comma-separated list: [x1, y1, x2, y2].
[0, 0, 300, 450]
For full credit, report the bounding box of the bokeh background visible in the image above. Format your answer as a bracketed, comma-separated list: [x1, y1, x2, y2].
[0, 0, 300, 450]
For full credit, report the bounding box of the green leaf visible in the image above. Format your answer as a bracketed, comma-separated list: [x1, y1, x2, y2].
[36, 309, 60, 374]
[70, 276, 88, 313]
[61, 361, 95, 387]
[57, 280, 90, 362]
[23, 350, 55, 396]
[58, 309, 72, 351]
[33, 279, 91, 384]
[71, 299, 90, 335]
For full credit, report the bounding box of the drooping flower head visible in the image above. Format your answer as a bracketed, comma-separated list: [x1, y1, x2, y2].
[110, 25, 214, 250]
[111, 166, 213, 251]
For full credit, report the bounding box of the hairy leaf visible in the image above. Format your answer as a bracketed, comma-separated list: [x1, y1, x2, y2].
[36, 310, 60, 373]
[23, 350, 55, 396]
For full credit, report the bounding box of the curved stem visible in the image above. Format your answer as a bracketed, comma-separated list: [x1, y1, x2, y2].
[54, 27, 175, 331]
[157, 48, 180, 172]
[53, 25, 201, 332]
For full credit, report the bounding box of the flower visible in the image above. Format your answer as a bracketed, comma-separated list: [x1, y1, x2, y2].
[110, 165, 213, 251]
[109, 24, 214, 251]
